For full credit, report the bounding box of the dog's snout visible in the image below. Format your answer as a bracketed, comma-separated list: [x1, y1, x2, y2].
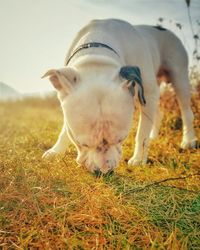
[79, 143, 122, 174]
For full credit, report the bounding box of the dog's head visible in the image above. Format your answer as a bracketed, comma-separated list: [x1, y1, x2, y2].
[42, 64, 144, 174]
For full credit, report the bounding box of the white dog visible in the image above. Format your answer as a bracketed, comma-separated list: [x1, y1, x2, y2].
[42, 19, 197, 174]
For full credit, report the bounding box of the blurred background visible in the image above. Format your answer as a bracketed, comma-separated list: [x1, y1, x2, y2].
[0, 0, 199, 98]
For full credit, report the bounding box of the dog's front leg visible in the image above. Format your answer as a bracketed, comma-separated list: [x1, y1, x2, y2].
[128, 91, 159, 166]
[43, 125, 70, 158]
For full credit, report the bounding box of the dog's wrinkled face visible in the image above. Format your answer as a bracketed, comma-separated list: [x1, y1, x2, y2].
[64, 81, 134, 173]
[42, 65, 134, 173]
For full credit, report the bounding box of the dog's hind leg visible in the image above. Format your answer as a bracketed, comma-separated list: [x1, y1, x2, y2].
[171, 69, 197, 149]
[150, 104, 163, 140]
[149, 82, 168, 140]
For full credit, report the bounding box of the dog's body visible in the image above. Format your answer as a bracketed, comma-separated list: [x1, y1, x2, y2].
[43, 19, 197, 173]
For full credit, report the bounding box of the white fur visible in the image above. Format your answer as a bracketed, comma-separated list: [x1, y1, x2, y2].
[42, 19, 197, 173]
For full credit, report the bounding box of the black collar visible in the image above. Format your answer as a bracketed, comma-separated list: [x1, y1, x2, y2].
[66, 42, 119, 65]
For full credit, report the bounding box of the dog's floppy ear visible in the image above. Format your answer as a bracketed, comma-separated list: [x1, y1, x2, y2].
[42, 67, 80, 94]
[119, 66, 146, 106]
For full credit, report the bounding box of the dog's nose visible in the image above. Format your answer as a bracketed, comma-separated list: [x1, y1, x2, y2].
[93, 168, 114, 177]
[93, 163, 115, 177]
[94, 168, 102, 177]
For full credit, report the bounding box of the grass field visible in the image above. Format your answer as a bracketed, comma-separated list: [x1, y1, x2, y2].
[0, 89, 200, 249]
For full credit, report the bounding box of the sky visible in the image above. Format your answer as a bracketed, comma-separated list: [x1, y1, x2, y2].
[0, 0, 200, 93]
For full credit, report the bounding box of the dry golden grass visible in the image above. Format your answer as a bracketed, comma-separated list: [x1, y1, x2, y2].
[0, 89, 199, 249]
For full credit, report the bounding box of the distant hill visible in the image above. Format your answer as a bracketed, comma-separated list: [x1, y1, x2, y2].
[0, 82, 22, 100]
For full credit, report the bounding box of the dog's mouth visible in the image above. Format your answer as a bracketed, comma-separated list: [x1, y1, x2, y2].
[77, 156, 116, 173]
[76, 143, 122, 175]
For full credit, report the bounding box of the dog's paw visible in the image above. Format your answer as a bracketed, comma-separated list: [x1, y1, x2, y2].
[180, 139, 199, 149]
[128, 157, 146, 166]
[42, 148, 59, 159]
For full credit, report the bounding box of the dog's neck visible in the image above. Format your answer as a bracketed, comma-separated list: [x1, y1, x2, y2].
[71, 54, 121, 68]
[70, 55, 121, 84]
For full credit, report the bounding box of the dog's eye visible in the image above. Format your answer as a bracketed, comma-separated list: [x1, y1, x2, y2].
[82, 143, 89, 148]
[118, 136, 127, 143]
